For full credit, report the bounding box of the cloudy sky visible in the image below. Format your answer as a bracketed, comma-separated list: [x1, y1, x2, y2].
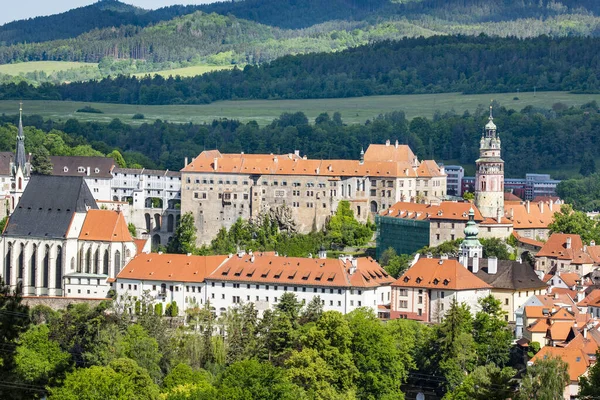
[1, 1, 219, 25]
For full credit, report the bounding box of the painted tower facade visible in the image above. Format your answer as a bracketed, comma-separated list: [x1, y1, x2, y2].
[474, 107, 504, 219]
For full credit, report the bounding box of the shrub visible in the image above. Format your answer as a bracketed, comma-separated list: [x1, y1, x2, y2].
[76, 105, 103, 113]
[132, 113, 145, 120]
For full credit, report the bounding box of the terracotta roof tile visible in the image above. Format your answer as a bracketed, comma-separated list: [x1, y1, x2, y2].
[556, 273, 580, 287]
[578, 289, 600, 307]
[363, 143, 416, 163]
[382, 201, 483, 222]
[206, 254, 393, 288]
[524, 306, 551, 319]
[513, 232, 544, 248]
[505, 201, 559, 229]
[549, 321, 576, 341]
[392, 258, 491, 290]
[530, 347, 590, 382]
[416, 160, 445, 177]
[79, 210, 133, 242]
[566, 332, 600, 357]
[536, 234, 585, 260]
[117, 253, 229, 283]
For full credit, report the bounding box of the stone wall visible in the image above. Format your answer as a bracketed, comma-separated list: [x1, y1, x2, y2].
[22, 296, 107, 311]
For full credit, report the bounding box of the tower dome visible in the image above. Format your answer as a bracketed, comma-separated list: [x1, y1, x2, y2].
[463, 208, 481, 247]
[485, 105, 496, 131]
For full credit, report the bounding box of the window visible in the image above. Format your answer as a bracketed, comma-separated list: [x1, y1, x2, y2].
[350, 300, 354, 306]
[441, 291, 445, 299]
[221, 294, 225, 299]
[505, 298, 509, 305]
[417, 309, 422, 316]
[418, 296, 423, 304]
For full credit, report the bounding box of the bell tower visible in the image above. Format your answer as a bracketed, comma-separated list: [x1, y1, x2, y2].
[474, 106, 504, 219]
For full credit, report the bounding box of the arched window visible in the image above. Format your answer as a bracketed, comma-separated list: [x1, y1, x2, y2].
[114, 251, 121, 274]
[154, 214, 161, 230]
[30, 244, 37, 288]
[152, 235, 161, 248]
[94, 249, 100, 274]
[85, 248, 91, 274]
[167, 214, 174, 232]
[18, 177, 22, 190]
[103, 250, 109, 275]
[17, 243, 24, 280]
[43, 246, 50, 288]
[176, 215, 181, 227]
[145, 213, 151, 231]
[5, 243, 12, 284]
[55, 246, 62, 289]
[370, 201, 378, 213]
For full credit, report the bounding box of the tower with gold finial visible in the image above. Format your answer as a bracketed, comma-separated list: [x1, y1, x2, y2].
[474, 105, 504, 219]
[9, 102, 31, 211]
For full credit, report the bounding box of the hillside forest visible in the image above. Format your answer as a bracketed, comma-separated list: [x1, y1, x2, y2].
[1, 0, 600, 85]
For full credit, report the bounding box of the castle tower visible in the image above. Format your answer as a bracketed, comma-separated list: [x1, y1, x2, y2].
[474, 106, 504, 219]
[9, 102, 31, 211]
[459, 207, 482, 270]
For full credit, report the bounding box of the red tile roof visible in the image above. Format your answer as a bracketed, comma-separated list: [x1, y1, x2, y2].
[134, 239, 149, 255]
[505, 201, 559, 229]
[382, 201, 483, 222]
[536, 234, 585, 260]
[530, 347, 590, 382]
[556, 273, 580, 287]
[206, 254, 393, 289]
[512, 232, 544, 248]
[79, 210, 133, 242]
[117, 253, 228, 283]
[578, 289, 600, 307]
[392, 258, 491, 290]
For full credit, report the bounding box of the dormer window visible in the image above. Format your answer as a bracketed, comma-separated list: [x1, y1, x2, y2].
[443, 279, 450, 285]
[63, 167, 68, 172]
[433, 278, 439, 285]
[78, 167, 85, 173]
[403, 276, 410, 283]
[94, 168, 100, 173]
[416, 277, 422, 284]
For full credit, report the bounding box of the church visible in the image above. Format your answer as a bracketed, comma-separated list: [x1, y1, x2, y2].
[0, 174, 138, 298]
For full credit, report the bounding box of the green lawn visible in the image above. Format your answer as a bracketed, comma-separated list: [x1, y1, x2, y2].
[1, 91, 599, 126]
[132, 64, 234, 78]
[0, 61, 97, 75]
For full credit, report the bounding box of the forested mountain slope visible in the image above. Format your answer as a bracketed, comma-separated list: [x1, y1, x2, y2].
[3, 35, 597, 104]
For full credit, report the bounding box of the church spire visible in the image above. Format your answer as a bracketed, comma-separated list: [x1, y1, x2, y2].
[15, 101, 26, 171]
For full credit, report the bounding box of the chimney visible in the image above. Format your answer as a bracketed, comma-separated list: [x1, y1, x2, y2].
[459, 253, 467, 268]
[497, 207, 503, 223]
[294, 150, 300, 157]
[213, 157, 218, 171]
[86, 166, 91, 176]
[349, 258, 358, 275]
[472, 256, 479, 274]
[540, 202, 544, 214]
[426, 253, 433, 259]
[184, 157, 188, 166]
[591, 240, 596, 247]
[526, 200, 530, 214]
[583, 326, 588, 339]
[386, 140, 390, 146]
[440, 254, 448, 260]
[549, 199, 553, 211]
[566, 237, 572, 249]
[251, 255, 255, 263]
[488, 257, 498, 274]
[318, 247, 327, 259]
[395, 140, 399, 149]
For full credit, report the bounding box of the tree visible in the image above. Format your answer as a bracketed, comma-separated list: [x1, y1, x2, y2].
[31, 146, 53, 175]
[47, 358, 160, 400]
[299, 296, 323, 324]
[14, 324, 71, 386]
[472, 295, 512, 367]
[276, 292, 303, 324]
[108, 150, 127, 168]
[167, 212, 197, 254]
[128, 223, 137, 238]
[325, 201, 373, 247]
[345, 308, 408, 399]
[120, 325, 162, 382]
[165, 301, 179, 317]
[0, 216, 7, 232]
[445, 364, 516, 400]
[217, 359, 303, 400]
[518, 356, 569, 400]
[162, 363, 212, 391]
[463, 191, 474, 201]
[548, 204, 600, 244]
[480, 238, 511, 260]
[579, 350, 600, 399]
[579, 153, 596, 177]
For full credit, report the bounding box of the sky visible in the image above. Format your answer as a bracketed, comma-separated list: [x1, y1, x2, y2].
[0, 0, 219, 25]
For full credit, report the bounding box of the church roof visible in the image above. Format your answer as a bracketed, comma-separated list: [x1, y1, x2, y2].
[79, 210, 132, 242]
[4, 175, 98, 239]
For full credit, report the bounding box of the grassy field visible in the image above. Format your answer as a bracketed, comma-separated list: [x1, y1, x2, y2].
[1, 91, 599, 126]
[0, 61, 97, 75]
[132, 64, 234, 78]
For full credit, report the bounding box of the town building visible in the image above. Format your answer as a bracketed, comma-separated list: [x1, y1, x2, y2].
[50, 156, 115, 201]
[529, 347, 591, 399]
[443, 165, 464, 197]
[390, 256, 492, 322]
[535, 234, 600, 276]
[504, 199, 562, 241]
[110, 168, 182, 248]
[0, 175, 137, 297]
[525, 174, 561, 200]
[180, 142, 446, 245]
[115, 251, 393, 317]
[205, 252, 393, 317]
[115, 252, 229, 313]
